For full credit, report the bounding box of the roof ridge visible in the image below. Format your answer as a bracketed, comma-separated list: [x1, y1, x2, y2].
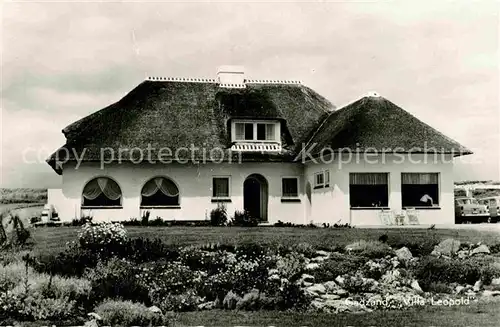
[145, 76, 302, 85]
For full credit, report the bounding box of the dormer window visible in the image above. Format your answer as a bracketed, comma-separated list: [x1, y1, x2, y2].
[232, 120, 280, 143]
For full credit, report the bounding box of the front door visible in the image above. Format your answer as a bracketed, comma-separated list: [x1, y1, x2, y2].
[243, 174, 268, 221]
[244, 178, 261, 219]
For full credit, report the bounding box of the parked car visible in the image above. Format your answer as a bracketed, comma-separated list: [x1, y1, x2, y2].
[477, 196, 500, 223]
[455, 197, 489, 223]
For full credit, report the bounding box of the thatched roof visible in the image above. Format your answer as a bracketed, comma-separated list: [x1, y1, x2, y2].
[303, 94, 473, 157]
[47, 80, 333, 174]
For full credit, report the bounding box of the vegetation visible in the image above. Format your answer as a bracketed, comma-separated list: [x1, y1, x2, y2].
[0, 188, 47, 204]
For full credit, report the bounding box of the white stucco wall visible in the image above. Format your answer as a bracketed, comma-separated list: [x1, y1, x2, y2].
[50, 153, 457, 225]
[305, 154, 455, 225]
[56, 161, 307, 224]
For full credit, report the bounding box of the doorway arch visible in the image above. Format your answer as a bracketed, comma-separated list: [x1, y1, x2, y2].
[243, 174, 268, 221]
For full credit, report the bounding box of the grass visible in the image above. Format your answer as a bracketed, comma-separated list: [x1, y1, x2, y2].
[174, 300, 500, 326]
[30, 226, 500, 255]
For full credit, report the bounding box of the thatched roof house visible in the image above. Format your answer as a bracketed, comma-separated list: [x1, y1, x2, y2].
[46, 66, 472, 226]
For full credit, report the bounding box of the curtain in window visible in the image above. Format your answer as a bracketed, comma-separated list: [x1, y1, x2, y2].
[266, 124, 275, 140]
[213, 178, 229, 197]
[141, 177, 179, 197]
[82, 177, 122, 200]
[235, 123, 245, 140]
[350, 173, 388, 185]
[402, 173, 438, 184]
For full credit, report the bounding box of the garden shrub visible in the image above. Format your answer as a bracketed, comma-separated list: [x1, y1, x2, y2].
[275, 252, 305, 281]
[414, 256, 497, 291]
[137, 261, 202, 299]
[120, 237, 180, 263]
[345, 240, 393, 259]
[0, 261, 28, 292]
[95, 300, 171, 326]
[490, 243, 500, 254]
[86, 257, 151, 305]
[295, 242, 317, 258]
[155, 289, 203, 312]
[312, 253, 368, 283]
[141, 210, 151, 225]
[426, 281, 451, 294]
[27, 245, 100, 277]
[78, 222, 127, 251]
[179, 247, 230, 274]
[231, 210, 259, 227]
[210, 204, 228, 226]
[235, 242, 266, 260]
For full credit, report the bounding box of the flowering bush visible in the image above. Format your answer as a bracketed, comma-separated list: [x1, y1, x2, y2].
[138, 261, 203, 299]
[155, 289, 203, 312]
[180, 247, 232, 274]
[275, 252, 305, 281]
[95, 300, 171, 325]
[78, 222, 127, 250]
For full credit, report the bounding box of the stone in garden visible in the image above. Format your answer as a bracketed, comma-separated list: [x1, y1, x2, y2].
[321, 293, 341, 301]
[410, 280, 423, 293]
[148, 305, 162, 314]
[303, 281, 313, 287]
[223, 290, 242, 310]
[490, 278, 500, 288]
[432, 239, 461, 256]
[197, 301, 216, 310]
[236, 289, 261, 310]
[323, 280, 338, 293]
[471, 244, 490, 256]
[457, 250, 469, 259]
[395, 247, 413, 262]
[473, 280, 483, 292]
[306, 283, 327, 296]
[84, 320, 98, 327]
[332, 288, 349, 297]
[335, 275, 345, 286]
[311, 256, 327, 263]
[301, 273, 315, 282]
[305, 262, 320, 270]
[87, 313, 102, 321]
[315, 250, 330, 257]
[482, 290, 500, 297]
[455, 285, 465, 294]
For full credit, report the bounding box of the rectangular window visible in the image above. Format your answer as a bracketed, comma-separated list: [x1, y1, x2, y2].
[314, 172, 325, 188]
[314, 170, 330, 189]
[244, 123, 254, 140]
[282, 177, 299, 198]
[232, 121, 279, 142]
[212, 177, 230, 198]
[401, 173, 439, 207]
[349, 173, 389, 207]
[235, 123, 245, 140]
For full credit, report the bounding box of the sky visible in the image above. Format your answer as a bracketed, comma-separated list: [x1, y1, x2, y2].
[1, 0, 499, 188]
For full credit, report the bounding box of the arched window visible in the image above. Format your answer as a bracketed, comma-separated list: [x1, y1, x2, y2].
[141, 177, 179, 207]
[82, 177, 122, 207]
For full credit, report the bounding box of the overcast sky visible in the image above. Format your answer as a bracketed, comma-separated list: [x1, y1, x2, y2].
[1, 1, 499, 188]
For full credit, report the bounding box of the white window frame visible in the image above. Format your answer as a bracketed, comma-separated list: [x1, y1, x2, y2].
[212, 176, 231, 200]
[281, 176, 300, 199]
[314, 170, 330, 189]
[231, 120, 281, 143]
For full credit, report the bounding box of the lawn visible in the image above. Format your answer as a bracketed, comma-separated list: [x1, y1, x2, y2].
[30, 225, 500, 255]
[174, 300, 500, 327]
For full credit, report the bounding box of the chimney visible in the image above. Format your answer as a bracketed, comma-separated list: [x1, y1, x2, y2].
[217, 65, 245, 85]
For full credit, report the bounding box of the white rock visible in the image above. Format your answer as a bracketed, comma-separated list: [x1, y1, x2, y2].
[473, 280, 483, 292]
[411, 280, 423, 293]
[301, 273, 315, 282]
[306, 283, 327, 295]
[323, 280, 338, 293]
[471, 244, 490, 255]
[395, 247, 413, 262]
[321, 294, 341, 301]
[433, 239, 461, 256]
[315, 250, 330, 257]
[305, 262, 320, 270]
[335, 276, 345, 286]
[455, 285, 465, 294]
[482, 290, 500, 297]
[148, 305, 162, 314]
[87, 313, 102, 321]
